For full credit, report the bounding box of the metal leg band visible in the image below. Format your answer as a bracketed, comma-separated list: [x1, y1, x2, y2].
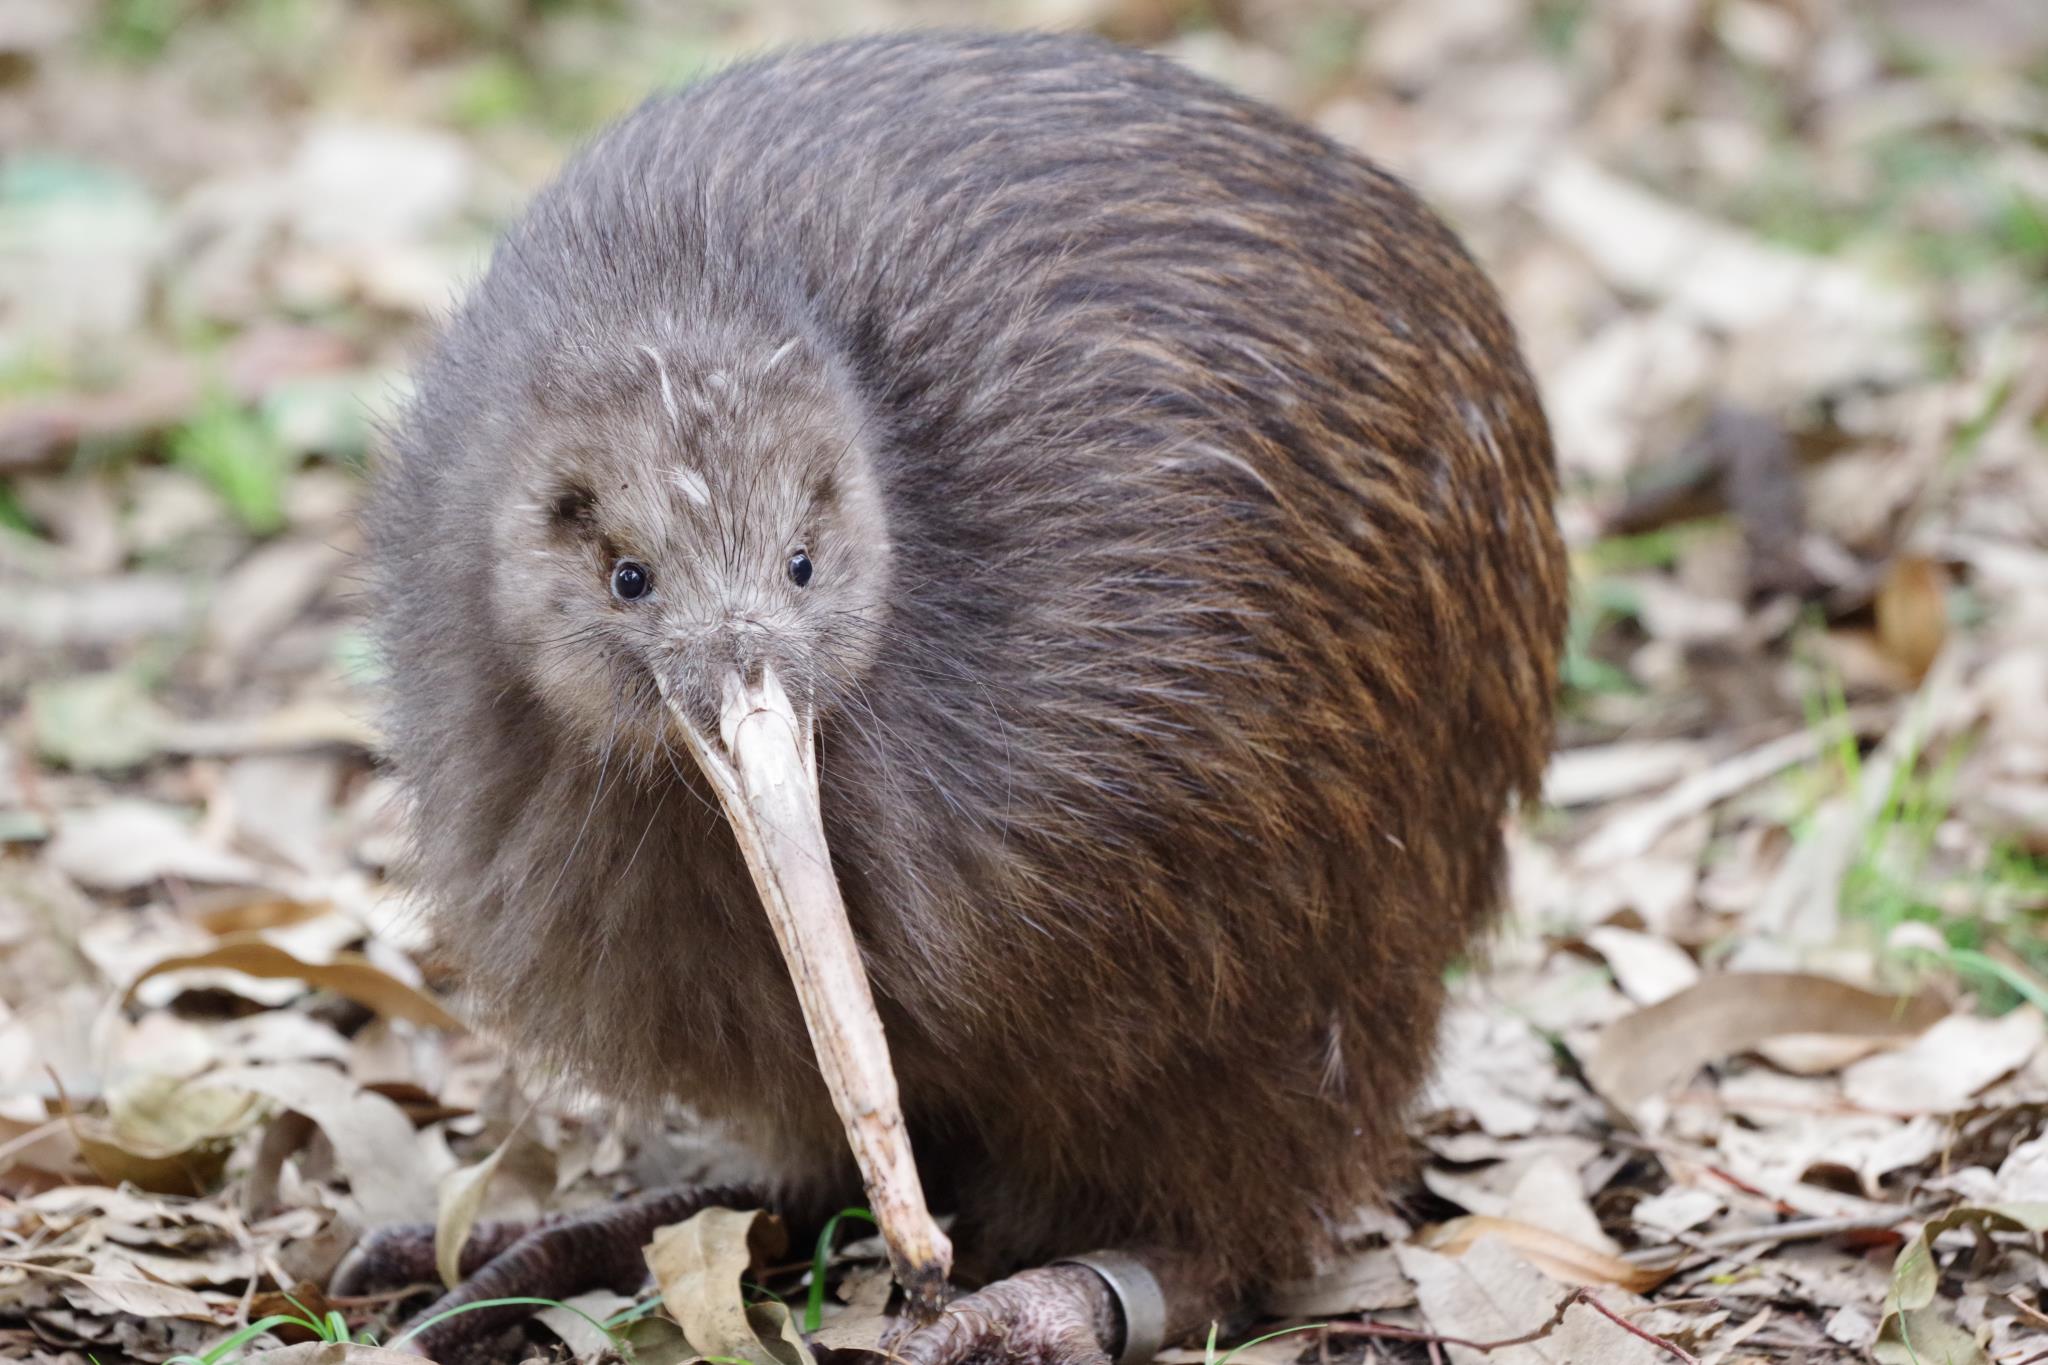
[1053, 1250, 1167, 1365]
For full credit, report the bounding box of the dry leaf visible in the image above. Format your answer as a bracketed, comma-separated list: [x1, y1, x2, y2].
[0, 1258, 217, 1319]
[535, 1287, 637, 1361]
[434, 1127, 517, 1289]
[1419, 1216, 1671, 1293]
[1545, 739, 1705, 807]
[208, 1064, 445, 1224]
[1576, 722, 1853, 867]
[1586, 973, 1943, 1109]
[1585, 926, 1700, 1007]
[1262, 1245, 1414, 1316]
[645, 1206, 811, 1365]
[244, 1345, 430, 1365]
[71, 1073, 264, 1196]
[1842, 1007, 2045, 1115]
[46, 800, 268, 892]
[807, 1261, 896, 1351]
[125, 934, 463, 1031]
[1394, 1239, 1668, 1365]
[1873, 1203, 2048, 1365]
[164, 700, 379, 756]
[1874, 555, 1948, 685]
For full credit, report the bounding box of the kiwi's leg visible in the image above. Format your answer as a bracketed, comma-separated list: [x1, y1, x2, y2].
[333, 1184, 762, 1360]
[887, 1251, 1229, 1365]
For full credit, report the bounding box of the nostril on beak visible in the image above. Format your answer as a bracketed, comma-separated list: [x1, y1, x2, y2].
[743, 656, 766, 690]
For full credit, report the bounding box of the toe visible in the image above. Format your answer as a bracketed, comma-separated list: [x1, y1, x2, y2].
[886, 1267, 1115, 1365]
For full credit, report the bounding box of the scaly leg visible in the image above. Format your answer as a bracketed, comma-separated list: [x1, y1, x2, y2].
[888, 1251, 1229, 1365]
[332, 1184, 760, 1360]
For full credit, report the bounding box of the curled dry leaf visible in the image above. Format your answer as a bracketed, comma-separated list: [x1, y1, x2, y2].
[1874, 1203, 2048, 1365]
[71, 1073, 265, 1196]
[124, 933, 463, 1031]
[434, 1126, 516, 1290]
[1586, 972, 1944, 1110]
[645, 1205, 812, 1365]
[1418, 1216, 1673, 1293]
[807, 1261, 897, 1352]
[208, 1063, 445, 1225]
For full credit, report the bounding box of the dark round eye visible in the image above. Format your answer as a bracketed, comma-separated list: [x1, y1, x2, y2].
[787, 550, 813, 588]
[611, 560, 651, 601]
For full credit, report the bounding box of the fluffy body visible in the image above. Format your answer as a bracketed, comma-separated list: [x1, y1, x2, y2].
[371, 31, 1566, 1293]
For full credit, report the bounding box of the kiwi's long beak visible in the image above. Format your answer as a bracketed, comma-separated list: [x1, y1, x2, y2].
[662, 664, 952, 1318]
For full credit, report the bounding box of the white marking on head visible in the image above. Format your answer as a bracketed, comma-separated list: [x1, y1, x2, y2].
[671, 465, 711, 507]
[638, 345, 681, 434]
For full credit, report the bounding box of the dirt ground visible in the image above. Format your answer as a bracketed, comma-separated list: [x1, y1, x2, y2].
[3, 0, 2047, 1362]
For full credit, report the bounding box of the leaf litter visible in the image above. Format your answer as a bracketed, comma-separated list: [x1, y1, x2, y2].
[4, 0, 2048, 1362]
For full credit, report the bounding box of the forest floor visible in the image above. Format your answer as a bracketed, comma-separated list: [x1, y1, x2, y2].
[3, 0, 2047, 1362]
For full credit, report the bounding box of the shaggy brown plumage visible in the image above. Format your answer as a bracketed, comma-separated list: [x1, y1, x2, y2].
[371, 26, 1566, 1309]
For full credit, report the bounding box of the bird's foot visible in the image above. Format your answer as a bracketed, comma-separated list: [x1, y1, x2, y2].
[331, 1184, 752, 1361]
[883, 1263, 1126, 1365]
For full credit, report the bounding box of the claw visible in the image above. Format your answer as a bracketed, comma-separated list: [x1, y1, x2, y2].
[885, 1266, 1120, 1365]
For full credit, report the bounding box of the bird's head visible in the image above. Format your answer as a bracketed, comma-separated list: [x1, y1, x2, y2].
[476, 317, 949, 1304]
[490, 326, 894, 768]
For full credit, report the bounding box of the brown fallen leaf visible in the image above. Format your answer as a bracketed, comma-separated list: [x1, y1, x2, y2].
[1392, 1240, 1669, 1365]
[243, 1345, 428, 1365]
[531, 1288, 639, 1360]
[645, 1206, 811, 1365]
[1842, 1007, 2046, 1115]
[807, 1261, 896, 1352]
[1874, 554, 1948, 685]
[208, 1063, 446, 1225]
[1262, 1245, 1414, 1316]
[1586, 972, 1944, 1110]
[71, 1074, 265, 1197]
[434, 1115, 524, 1290]
[1417, 1216, 1673, 1293]
[124, 934, 463, 1031]
[0, 1256, 218, 1320]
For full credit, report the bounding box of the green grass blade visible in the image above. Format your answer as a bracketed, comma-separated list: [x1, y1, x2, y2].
[1214, 1322, 1328, 1365]
[391, 1296, 618, 1351]
[804, 1206, 877, 1333]
[602, 1292, 667, 1328]
[187, 1315, 309, 1365]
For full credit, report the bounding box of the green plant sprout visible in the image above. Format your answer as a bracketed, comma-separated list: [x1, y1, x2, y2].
[805, 1206, 878, 1333]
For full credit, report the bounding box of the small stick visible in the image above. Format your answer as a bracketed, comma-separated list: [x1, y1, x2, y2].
[1324, 1288, 1700, 1364]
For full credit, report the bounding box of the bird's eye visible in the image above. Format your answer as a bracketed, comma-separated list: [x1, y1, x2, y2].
[611, 560, 651, 601]
[787, 550, 813, 588]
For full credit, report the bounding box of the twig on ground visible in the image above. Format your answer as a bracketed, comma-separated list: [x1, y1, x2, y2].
[1323, 1287, 1700, 1363]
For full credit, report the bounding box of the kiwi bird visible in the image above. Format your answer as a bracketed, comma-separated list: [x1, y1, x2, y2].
[359, 28, 1566, 1364]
